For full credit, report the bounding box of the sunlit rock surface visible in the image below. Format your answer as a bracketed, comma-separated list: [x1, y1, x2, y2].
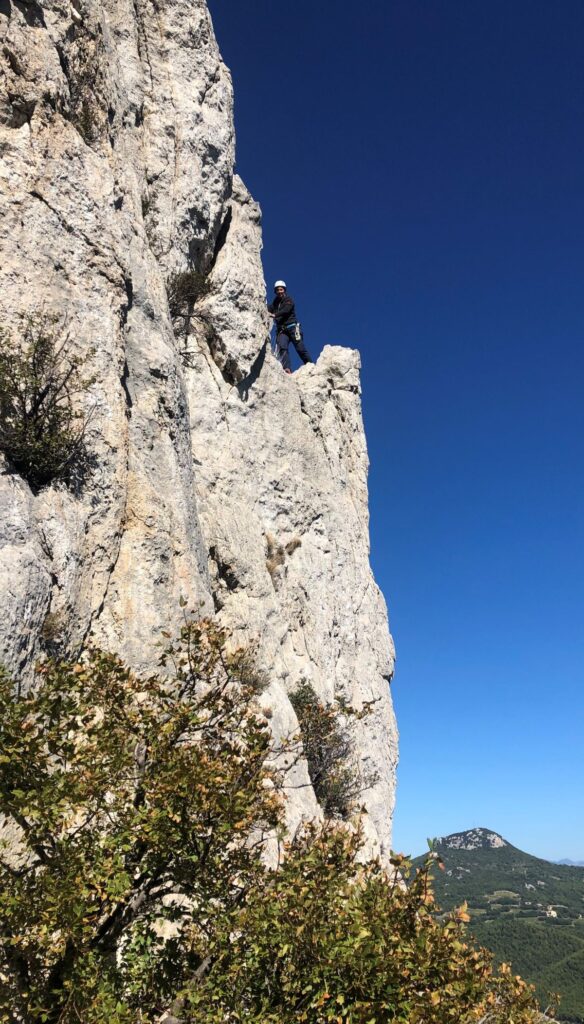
[0, 0, 397, 857]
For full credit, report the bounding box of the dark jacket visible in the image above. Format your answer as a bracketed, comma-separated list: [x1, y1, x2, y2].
[268, 293, 297, 329]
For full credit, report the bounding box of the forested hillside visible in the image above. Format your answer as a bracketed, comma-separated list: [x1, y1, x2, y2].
[415, 829, 584, 1021]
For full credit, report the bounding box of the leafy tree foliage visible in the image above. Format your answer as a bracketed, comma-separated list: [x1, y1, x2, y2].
[0, 621, 281, 1023]
[190, 834, 545, 1024]
[0, 314, 93, 490]
[0, 622, 548, 1024]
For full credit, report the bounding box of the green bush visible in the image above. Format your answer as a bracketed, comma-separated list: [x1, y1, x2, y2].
[167, 269, 211, 325]
[0, 313, 93, 490]
[0, 620, 280, 1023]
[0, 620, 547, 1024]
[290, 682, 376, 819]
[39, 609, 68, 658]
[190, 837, 545, 1024]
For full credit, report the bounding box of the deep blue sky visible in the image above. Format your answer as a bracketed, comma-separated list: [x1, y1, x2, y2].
[209, 0, 584, 861]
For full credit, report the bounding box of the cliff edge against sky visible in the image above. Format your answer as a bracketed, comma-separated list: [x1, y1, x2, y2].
[0, 0, 397, 857]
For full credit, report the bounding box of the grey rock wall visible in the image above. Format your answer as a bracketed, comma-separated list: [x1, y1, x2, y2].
[0, 0, 398, 857]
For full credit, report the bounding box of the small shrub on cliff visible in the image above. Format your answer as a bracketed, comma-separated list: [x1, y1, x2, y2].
[290, 681, 369, 819]
[265, 533, 302, 580]
[265, 532, 286, 577]
[167, 269, 211, 326]
[0, 313, 93, 490]
[285, 536, 302, 556]
[39, 608, 68, 658]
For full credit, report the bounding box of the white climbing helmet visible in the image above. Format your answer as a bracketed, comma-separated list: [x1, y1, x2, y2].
[274, 280, 286, 290]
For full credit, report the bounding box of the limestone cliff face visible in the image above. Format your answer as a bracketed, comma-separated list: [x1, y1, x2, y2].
[0, 0, 398, 856]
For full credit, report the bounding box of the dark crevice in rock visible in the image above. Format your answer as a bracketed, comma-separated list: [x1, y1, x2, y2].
[13, 0, 45, 26]
[123, 276, 133, 316]
[186, 210, 211, 270]
[218, 353, 241, 387]
[149, 366, 168, 382]
[204, 339, 241, 386]
[4, 47, 23, 76]
[118, 276, 133, 331]
[42, 90, 57, 113]
[0, 0, 12, 19]
[55, 41, 69, 82]
[199, 65, 220, 106]
[132, 0, 143, 60]
[209, 546, 239, 611]
[299, 395, 319, 433]
[191, 316, 242, 388]
[120, 360, 133, 416]
[2, 95, 36, 128]
[120, 279, 133, 413]
[210, 205, 232, 270]
[209, 547, 239, 590]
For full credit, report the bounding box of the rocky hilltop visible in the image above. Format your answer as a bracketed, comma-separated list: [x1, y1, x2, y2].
[0, 0, 397, 856]
[436, 828, 509, 851]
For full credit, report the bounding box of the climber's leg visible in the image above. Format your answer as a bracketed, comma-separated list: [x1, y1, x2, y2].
[292, 331, 312, 365]
[276, 330, 291, 371]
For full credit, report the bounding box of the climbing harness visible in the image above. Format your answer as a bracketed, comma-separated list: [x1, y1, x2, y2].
[284, 322, 303, 343]
[272, 323, 303, 365]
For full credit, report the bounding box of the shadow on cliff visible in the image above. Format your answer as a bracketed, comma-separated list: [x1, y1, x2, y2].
[236, 338, 268, 402]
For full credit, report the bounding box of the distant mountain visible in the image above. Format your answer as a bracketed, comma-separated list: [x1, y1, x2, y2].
[435, 827, 509, 851]
[558, 860, 584, 868]
[415, 828, 584, 1022]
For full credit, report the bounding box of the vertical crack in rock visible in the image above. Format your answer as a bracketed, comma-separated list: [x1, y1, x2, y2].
[210, 204, 233, 268]
[132, 0, 153, 89]
[120, 360, 133, 414]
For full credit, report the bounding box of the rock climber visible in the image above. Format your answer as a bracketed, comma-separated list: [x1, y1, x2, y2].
[268, 280, 312, 374]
